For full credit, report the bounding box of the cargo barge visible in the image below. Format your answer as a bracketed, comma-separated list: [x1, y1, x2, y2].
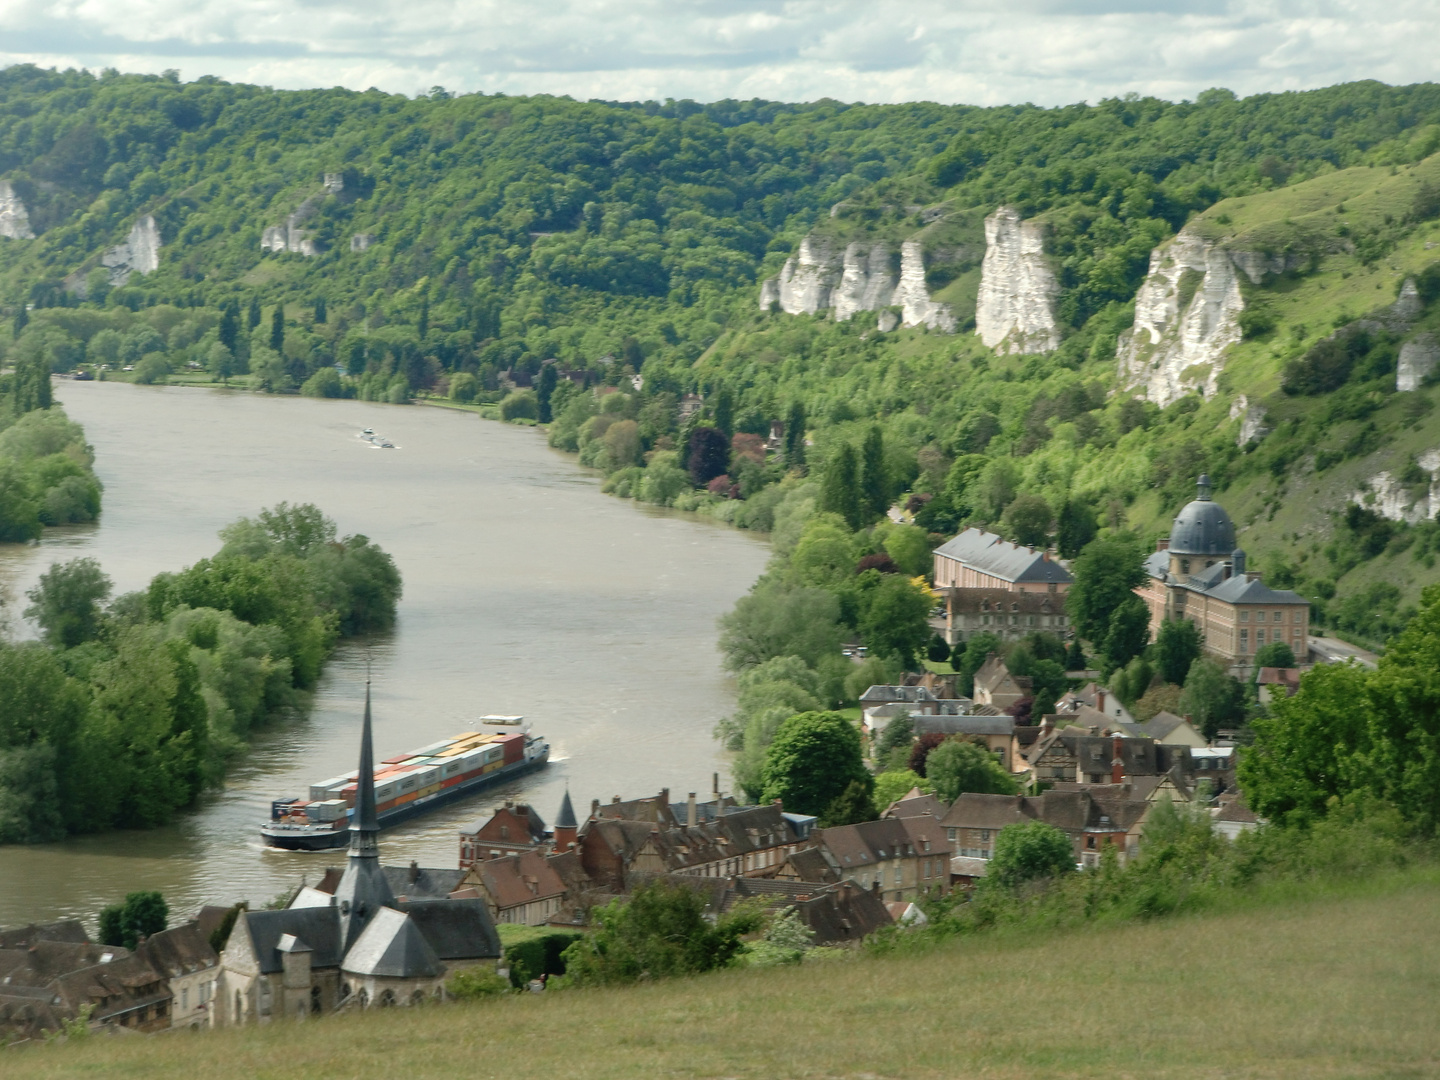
[261, 716, 549, 851]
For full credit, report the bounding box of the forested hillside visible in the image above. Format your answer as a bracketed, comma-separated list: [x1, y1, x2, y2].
[4, 69, 1440, 649]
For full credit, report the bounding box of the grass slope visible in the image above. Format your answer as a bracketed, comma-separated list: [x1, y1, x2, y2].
[12, 868, 1440, 1079]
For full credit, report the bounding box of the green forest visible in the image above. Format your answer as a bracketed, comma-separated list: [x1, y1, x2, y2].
[0, 503, 400, 841]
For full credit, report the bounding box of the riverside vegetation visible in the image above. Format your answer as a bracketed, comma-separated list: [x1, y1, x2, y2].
[0, 503, 401, 842]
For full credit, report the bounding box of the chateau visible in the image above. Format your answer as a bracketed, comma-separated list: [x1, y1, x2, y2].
[1137, 477, 1309, 671]
[934, 528, 1073, 646]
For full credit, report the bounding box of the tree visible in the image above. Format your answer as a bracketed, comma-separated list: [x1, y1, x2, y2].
[1067, 539, 1146, 645]
[872, 768, 931, 813]
[562, 879, 761, 986]
[882, 524, 931, 577]
[246, 296, 261, 330]
[1103, 594, 1151, 669]
[1056, 498, 1099, 558]
[926, 633, 952, 663]
[314, 296, 327, 324]
[718, 581, 843, 672]
[98, 891, 168, 950]
[217, 301, 239, 355]
[988, 821, 1074, 888]
[1155, 618, 1204, 686]
[25, 557, 113, 649]
[269, 305, 285, 353]
[860, 425, 888, 522]
[760, 711, 870, 817]
[859, 575, 933, 665]
[1003, 494, 1052, 549]
[686, 426, 729, 487]
[207, 341, 235, 384]
[784, 401, 806, 470]
[1179, 657, 1244, 741]
[926, 738, 1019, 802]
[713, 384, 734, 437]
[874, 716, 915, 769]
[819, 779, 879, 826]
[536, 363, 559, 423]
[1253, 641, 1297, 670]
[955, 631, 1001, 696]
[819, 443, 862, 531]
[500, 389, 538, 421]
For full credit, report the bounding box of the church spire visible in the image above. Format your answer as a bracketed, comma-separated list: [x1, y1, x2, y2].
[334, 680, 394, 951]
[350, 681, 380, 849]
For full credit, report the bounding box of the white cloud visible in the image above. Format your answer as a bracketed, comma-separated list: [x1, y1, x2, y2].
[0, 0, 1434, 104]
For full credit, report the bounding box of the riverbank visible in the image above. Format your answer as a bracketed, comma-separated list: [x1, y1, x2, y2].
[9, 862, 1437, 1078]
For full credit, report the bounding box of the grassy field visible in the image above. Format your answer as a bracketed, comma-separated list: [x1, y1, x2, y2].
[9, 866, 1439, 1080]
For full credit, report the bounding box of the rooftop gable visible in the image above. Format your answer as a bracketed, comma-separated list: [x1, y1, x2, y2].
[934, 528, 1073, 585]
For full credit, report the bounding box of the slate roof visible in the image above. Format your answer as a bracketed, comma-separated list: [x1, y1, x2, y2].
[883, 790, 948, 821]
[778, 847, 839, 883]
[136, 923, 217, 979]
[859, 685, 937, 704]
[384, 864, 467, 900]
[912, 715, 1016, 738]
[467, 850, 568, 911]
[1167, 480, 1236, 556]
[397, 899, 502, 961]
[0, 941, 127, 986]
[933, 528, 1073, 585]
[940, 793, 1036, 831]
[554, 789, 578, 830]
[1139, 711, 1193, 741]
[341, 908, 442, 978]
[720, 878, 893, 945]
[0, 920, 89, 950]
[1197, 574, 1309, 605]
[240, 908, 345, 975]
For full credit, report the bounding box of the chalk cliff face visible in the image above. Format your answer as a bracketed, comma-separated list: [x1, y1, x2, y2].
[975, 207, 1059, 355]
[758, 235, 956, 331]
[832, 242, 896, 322]
[1116, 227, 1245, 406]
[0, 181, 34, 239]
[1229, 394, 1270, 447]
[101, 215, 161, 284]
[1354, 450, 1440, 523]
[895, 241, 956, 332]
[1398, 332, 1440, 392]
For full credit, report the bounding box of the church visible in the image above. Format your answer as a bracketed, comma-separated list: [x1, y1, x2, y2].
[1136, 476, 1310, 672]
[213, 689, 501, 1023]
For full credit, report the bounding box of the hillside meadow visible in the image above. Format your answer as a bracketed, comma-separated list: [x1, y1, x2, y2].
[8, 865, 1439, 1079]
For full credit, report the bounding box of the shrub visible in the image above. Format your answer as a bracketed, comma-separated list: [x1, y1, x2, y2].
[500, 389, 538, 421]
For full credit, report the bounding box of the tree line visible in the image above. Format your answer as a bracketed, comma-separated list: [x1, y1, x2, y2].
[0, 503, 401, 842]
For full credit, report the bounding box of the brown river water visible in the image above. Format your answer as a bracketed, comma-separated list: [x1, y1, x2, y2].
[0, 382, 768, 928]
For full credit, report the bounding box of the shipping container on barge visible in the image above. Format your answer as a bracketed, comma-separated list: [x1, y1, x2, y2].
[261, 716, 549, 851]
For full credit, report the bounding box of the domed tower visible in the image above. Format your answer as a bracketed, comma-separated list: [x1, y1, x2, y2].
[1166, 475, 1236, 579]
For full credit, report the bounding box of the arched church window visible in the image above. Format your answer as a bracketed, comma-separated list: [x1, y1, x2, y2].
[379, 989, 396, 1008]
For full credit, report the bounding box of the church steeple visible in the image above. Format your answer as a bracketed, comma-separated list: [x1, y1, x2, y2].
[553, 787, 578, 852]
[333, 681, 394, 950]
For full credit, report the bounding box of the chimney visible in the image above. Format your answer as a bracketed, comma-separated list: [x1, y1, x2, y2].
[1157, 538, 1169, 552]
[408, 859, 420, 884]
[713, 772, 720, 796]
[590, 799, 600, 818]
[1232, 548, 1247, 576]
[505, 799, 514, 810]
[660, 787, 670, 807]
[1111, 734, 1125, 786]
[1095, 688, 1106, 714]
[687, 792, 698, 828]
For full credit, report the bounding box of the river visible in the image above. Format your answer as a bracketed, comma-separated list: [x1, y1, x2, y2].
[0, 382, 768, 929]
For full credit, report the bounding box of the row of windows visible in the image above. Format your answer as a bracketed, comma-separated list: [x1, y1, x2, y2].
[1240, 609, 1302, 623]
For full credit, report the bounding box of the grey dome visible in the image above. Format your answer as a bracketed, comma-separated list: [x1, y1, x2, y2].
[1168, 476, 1236, 556]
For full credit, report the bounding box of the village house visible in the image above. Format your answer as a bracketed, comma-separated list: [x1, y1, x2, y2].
[941, 588, 1069, 646]
[972, 654, 1032, 710]
[458, 800, 549, 867]
[135, 922, 220, 1030]
[459, 849, 571, 926]
[1257, 667, 1303, 703]
[696, 876, 893, 945]
[804, 816, 952, 903]
[577, 802, 810, 891]
[1056, 682, 1135, 725]
[910, 714, 1020, 771]
[941, 788, 1153, 868]
[1136, 476, 1310, 672]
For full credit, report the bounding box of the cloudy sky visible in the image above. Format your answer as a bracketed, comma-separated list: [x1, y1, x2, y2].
[0, 0, 1434, 106]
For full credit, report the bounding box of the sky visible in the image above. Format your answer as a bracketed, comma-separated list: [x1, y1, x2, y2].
[0, 0, 1435, 106]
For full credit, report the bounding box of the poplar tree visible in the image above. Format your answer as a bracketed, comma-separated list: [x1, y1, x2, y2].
[713, 384, 734, 438]
[860, 425, 888, 522]
[820, 443, 862, 531]
[246, 295, 261, 330]
[784, 401, 806, 470]
[217, 301, 239, 354]
[269, 305, 285, 353]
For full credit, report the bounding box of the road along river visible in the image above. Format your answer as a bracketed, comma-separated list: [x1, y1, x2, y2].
[0, 382, 768, 927]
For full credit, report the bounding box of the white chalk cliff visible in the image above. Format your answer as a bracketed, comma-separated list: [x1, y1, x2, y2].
[1116, 226, 1246, 407]
[975, 207, 1059, 355]
[1398, 333, 1440, 392]
[758, 235, 956, 331]
[1353, 450, 1440, 524]
[262, 176, 352, 257]
[0, 181, 34, 239]
[101, 216, 161, 284]
[1229, 394, 1270, 446]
